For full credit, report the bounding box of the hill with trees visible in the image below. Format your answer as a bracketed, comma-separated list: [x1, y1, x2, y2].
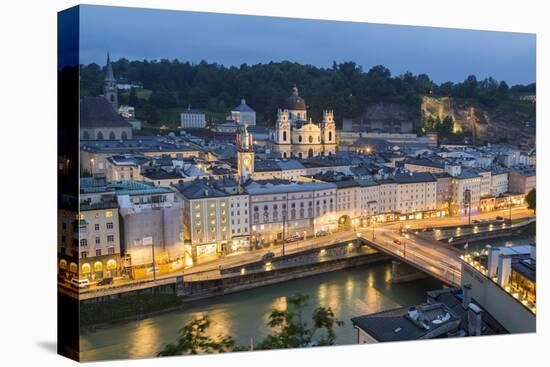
[79, 58, 536, 142]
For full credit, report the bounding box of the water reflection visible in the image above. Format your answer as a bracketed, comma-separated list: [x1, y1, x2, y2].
[128, 319, 160, 358]
[80, 262, 442, 361]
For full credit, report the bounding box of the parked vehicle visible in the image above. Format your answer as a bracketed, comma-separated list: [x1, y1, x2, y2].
[286, 235, 302, 243]
[70, 277, 90, 289]
[316, 230, 329, 237]
[472, 220, 481, 224]
[262, 252, 275, 262]
[97, 277, 113, 286]
[393, 239, 402, 245]
[495, 216, 504, 221]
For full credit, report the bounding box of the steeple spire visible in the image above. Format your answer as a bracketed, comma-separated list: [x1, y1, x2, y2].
[105, 52, 115, 81]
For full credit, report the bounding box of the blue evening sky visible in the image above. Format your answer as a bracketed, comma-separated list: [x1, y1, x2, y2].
[78, 5, 536, 85]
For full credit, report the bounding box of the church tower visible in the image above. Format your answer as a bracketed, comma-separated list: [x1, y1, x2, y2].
[322, 110, 336, 144]
[103, 53, 118, 111]
[237, 123, 255, 184]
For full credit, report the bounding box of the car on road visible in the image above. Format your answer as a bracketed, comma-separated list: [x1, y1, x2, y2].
[472, 220, 481, 224]
[70, 277, 90, 289]
[97, 277, 113, 286]
[316, 230, 329, 237]
[262, 252, 275, 262]
[286, 235, 302, 243]
[495, 216, 504, 221]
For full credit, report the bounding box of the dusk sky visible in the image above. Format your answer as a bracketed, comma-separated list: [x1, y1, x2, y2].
[79, 5, 536, 85]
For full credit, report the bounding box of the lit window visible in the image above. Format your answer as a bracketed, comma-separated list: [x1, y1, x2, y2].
[105, 211, 113, 218]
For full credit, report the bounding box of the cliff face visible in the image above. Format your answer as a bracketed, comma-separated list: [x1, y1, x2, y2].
[420, 96, 535, 146]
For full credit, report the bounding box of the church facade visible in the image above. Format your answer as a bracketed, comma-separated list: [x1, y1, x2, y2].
[268, 87, 336, 159]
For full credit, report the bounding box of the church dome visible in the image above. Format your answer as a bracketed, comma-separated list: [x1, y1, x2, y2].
[284, 86, 306, 110]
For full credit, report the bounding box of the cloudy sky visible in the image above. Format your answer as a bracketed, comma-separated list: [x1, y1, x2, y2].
[77, 5, 536, 85]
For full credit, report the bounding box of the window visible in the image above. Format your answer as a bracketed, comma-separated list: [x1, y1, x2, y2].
[94, 224, 100, 231]
[96, 249, 102, 257]
[106, 222, 114, 230]
[81, 252, 88, 259]
[105, 211, 113, 218]
[80, 239, 87, 247]
[108, 247, 115, 255]
[107, 235, 114, 243]
[95, 236, 100, 245]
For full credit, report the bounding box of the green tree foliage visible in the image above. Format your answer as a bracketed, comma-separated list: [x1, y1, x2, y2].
[79, 59, 535, 125]
[157, 315, 239, 356]
[422, 115, 454, 137]
[526, 188, 536, 213]
[257, 293, 344, 349]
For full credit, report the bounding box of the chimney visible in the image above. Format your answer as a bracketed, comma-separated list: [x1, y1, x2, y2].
[462, 284, 472, 309]
[487, 247, 500, 278]
[467, 303, 482, 336]
[497, 255, 512, 288]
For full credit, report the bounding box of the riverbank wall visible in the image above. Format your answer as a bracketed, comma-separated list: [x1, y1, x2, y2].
[78, 243, 390, 328]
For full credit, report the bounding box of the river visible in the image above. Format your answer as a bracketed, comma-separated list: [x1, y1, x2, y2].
[80, 261, 442, 361]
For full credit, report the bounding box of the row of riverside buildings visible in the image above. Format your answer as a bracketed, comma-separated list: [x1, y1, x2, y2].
[60, 123, 535, 282]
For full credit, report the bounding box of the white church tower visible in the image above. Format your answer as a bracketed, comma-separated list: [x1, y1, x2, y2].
[237, 123, 255, 184]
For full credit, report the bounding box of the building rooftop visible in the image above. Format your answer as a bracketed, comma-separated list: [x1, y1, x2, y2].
[80, 96, 132, 128]
[232, 98, 255, 113]
[80, 178, 172, 196]
[172, 178, 236, 199]
[392, 172, 436, 184]
[245, 179, 337, 195]
[351, 303, 460, 342]
[80, 137, 198, 154]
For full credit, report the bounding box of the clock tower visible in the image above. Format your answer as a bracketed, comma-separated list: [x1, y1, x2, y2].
[237, 123, 255, 184]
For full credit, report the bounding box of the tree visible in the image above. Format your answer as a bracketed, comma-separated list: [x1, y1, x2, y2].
[129, 87, 140, 107]
[257, 293, 344, 349]
[157, 315, 239, 356]
[526, 188, 536, 213]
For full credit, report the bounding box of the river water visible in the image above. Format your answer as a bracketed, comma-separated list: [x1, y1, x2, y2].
[80, 235, 534, 361]
[80, 261, 442, 361]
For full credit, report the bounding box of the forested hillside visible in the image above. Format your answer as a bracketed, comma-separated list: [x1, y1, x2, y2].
[79, 59, 535, 134]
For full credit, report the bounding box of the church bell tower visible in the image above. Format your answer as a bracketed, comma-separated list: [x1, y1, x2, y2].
[103, 52, 118, 111]
[237, 123, 255, 184]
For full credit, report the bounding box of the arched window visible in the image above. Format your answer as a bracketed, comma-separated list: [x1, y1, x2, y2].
[69, 262, 77, 273]
[283, 131, 287, 141]
[107, 259, 117, 270]
[298, 135, 302, 143]
[121, 131, 128, 140]
[298, 152, 303, 158]
[283, 152, 287, 158]
[94, 262, 103, 272]
[308, 135, 313, 143]
[110, 94, 114, 102]
[83, 131, 90, 140]
[308, 148, 314, 158]
[97, 131, 104, 140]
[328, 131, 332, 142]
[82, 263, 91, 274]
[109, 131, 116, 140]
[59, 259, 67, 270]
